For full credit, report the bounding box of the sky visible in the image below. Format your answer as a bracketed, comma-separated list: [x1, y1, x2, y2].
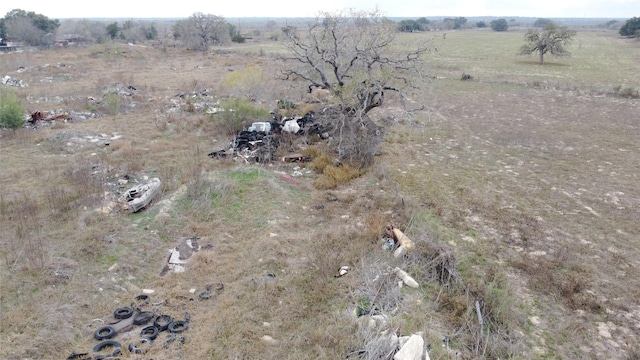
[0, 0, 637, 19]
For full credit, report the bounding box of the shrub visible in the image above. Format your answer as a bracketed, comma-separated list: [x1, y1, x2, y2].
[276, 99, 297, 110]
[461, 73, 473, 81]
[314, 164, 364, 189]
[0, 89, 25, 130]
[232, 34, 246, 43]
[103, 93, 119, 115]
[620, 87, 639, 98]
[211, 98, 269, 136]
[221, 64, 265, 100]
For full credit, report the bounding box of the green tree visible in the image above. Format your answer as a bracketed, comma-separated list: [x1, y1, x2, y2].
[0, 88, 25, 131]
[444, 17, 467, 30]
[520, 23, 577, 64]
[142, 23, 158, 40]
[3, 9, 59, 33]
[398, 19, 421, 32]
[490, 19, 509, 31]
[619, 17, 640, 37]
[1, 9, 60, 46]
[106, 22, 119, 39]
[476, 21, 487, 28]
[533, 18, 552, 27]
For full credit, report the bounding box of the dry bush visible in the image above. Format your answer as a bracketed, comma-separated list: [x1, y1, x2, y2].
[314, 164, 364, 190]
[364, 210, 390, 243]
[0, 193, 50, 273]
[512, 248, 600, 312]
[308, 152, 332, 173]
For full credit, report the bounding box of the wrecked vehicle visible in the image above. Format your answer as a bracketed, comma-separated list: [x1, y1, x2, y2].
[118, 178, 161, 213]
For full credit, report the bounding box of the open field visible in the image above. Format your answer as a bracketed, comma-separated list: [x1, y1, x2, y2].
[1, 28, 639, 359]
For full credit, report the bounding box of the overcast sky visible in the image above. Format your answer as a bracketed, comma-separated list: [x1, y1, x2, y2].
[1, 0, 637, 19]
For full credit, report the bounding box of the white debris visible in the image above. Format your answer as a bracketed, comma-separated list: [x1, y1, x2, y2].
[393, 334, 425, 360]
[393, 267, 419, 288]
[335, 266, 350, 278]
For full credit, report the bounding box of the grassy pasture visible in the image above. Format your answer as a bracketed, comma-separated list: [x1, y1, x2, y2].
[0, 27, 639, 359]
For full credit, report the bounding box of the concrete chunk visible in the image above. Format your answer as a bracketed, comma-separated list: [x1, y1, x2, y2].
[393, 334, 424, 360]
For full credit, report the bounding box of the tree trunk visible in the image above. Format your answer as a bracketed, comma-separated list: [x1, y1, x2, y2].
[539, 48, 544, 64]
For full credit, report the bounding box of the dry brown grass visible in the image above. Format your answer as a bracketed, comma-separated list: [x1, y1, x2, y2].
[1, 28, 639, 360]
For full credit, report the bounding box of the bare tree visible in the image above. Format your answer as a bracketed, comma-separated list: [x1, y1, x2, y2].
[281, 9, 431, 166]
[174, 13, 230, 51]
[58, 19, 108, 43]
[281, 8, 431, 115]
[5, 17, 52, 46]
[520, 23, 577, 64]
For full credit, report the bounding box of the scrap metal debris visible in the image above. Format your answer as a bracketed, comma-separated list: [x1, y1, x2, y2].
[2, 75, 26, 87]
[118, 178, 161, 213]
[29, 110, 70, 124]
[208, 110, 332, 163]
[335, 266, 350, 278]
[160, 237, 213, 276]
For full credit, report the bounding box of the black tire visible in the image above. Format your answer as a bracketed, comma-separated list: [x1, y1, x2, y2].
[128, 338, 152, 354]
[154, 314, 173, 331]
[93, 340, 121, 356]
[66, 351, 89, 360]
[140, 325, 159, 340]
[168, 320, 188, 333]
[114, 307, 133, 319]
[135, 294, 150, 303]
[94, 325, 116, 340]
[198, 291, 213, 300]
[133, 311, 153, 325]
[165, 334, 176, 345]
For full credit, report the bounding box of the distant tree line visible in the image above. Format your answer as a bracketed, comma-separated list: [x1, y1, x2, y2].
[0, 8, 247, 50]
[397, 17, 430, 32]
[0, 9, 60, 46]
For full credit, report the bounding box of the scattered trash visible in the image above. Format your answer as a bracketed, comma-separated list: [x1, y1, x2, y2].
[160, 237, 211, 276]
[208, 125, 279, 163]
[282, 154, 311, 163]
[118, 178, 161, 213]
[29, 110, 70, 124]
[382, 237, 395, 251]
[72, 293, 194, 358]
[386, 225, 415, 258]
[335, 266, 350, 278]
[93, 340, 121, 358]
[266, 273, 277, 281]
[393, 334, 425, 360]
[260, 335, 280, 346]
[208, 110, 330, 163]
[393, 267, 419, 288]
[2, 75, 26, 87]
[279, 174, 300, 185]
